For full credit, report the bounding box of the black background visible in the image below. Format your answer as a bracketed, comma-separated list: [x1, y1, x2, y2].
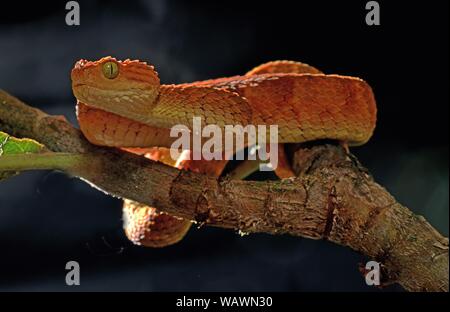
[0, 0, 448, 291]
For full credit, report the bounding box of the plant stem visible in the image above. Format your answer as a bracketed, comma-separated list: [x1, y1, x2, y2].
[0, 153, 89, 172]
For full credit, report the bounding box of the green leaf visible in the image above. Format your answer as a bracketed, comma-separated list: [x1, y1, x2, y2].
[0, 131, 44, 155]
[0, 131, 44, 181]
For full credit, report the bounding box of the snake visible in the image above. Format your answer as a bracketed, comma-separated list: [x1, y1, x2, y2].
[71, 57, 377, 247]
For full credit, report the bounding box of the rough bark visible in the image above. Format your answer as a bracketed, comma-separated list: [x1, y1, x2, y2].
[0, 89, 448, 291]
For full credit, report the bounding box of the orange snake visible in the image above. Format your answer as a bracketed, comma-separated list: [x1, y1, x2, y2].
[71, 57, 377, 247]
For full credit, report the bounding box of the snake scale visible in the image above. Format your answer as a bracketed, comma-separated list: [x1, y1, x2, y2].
[71, 57, 377, 247]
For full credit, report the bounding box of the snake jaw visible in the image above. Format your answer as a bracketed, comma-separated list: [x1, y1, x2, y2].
[73, 84, 157, 125]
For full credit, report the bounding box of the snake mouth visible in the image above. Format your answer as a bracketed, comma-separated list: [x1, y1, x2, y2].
[73, 83, 117, 94]
[73, 83, 149, 96]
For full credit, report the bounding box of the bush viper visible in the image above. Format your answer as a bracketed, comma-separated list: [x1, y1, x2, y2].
[71, 57, 376, 247]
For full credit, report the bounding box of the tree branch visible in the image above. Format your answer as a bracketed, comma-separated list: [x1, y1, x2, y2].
[0, 89, 448, 291]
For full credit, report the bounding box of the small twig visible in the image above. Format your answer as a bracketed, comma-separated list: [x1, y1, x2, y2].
[0, 153, 89, 171]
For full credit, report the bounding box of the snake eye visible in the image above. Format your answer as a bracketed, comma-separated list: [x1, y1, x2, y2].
[102, 61, 119, 79]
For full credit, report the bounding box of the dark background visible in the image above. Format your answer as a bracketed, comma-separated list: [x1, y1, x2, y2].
[0, 0, 448, 291]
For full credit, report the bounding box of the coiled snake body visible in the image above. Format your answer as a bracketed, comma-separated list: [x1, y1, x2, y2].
[71, 57, 376, 247]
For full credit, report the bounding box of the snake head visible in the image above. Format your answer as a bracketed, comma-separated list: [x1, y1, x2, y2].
[71, 56, 160, 120]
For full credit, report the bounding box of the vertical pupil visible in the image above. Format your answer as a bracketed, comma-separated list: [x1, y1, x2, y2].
[103, 62, 117, 78]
